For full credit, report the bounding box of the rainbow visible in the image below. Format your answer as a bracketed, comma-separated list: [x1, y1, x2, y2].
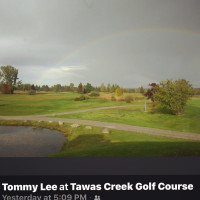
[35, 26, 200, 85]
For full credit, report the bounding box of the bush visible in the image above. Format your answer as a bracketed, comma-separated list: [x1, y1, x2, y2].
[118, 98, 125, 101]
[134, 96, 145, 101]
[151, 101, 159, 108]
[125, 95, 133, 103]
[28, 90, 36, 95]
[74, 94, 89, 101]
[89, 91, 100, 97]
[1, 84, 11, 94]
[111, 95, 116, 101]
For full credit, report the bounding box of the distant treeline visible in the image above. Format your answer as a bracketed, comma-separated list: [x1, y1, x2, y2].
[1, 65, 200, 95]
[1, 81, 200, 95]
[10, 82, 146, 94]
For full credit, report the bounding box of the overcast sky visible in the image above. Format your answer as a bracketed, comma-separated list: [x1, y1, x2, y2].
[0, 0, 200, 87]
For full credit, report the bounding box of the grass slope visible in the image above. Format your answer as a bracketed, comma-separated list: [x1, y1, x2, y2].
[56, 126, 200, 157]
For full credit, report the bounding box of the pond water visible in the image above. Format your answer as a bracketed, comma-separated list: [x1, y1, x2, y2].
[0, 126, 66, 157]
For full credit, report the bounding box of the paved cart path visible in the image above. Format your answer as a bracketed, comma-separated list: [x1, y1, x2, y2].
[0, 105, 200, 141]
[34, 104, 143, 117]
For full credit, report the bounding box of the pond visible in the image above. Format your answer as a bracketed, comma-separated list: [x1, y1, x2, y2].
[0, 126, 66, 157]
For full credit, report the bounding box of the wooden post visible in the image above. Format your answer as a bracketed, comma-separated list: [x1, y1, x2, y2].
[144, 101, 147, 112]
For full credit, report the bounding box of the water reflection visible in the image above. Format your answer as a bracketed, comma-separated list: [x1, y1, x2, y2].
[0, 126, 66, 157]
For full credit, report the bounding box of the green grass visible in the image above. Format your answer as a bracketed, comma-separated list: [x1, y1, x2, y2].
[56, 126, 200, 157]
[1, 92, 200, 157]
[0, 92, 134, 116]
[1, 91, 200, 134]
[1, 120, 200, 157]
[57, 97, 200, 134]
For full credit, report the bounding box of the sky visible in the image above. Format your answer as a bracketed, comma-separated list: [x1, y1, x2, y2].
[0, 0, 200, 88]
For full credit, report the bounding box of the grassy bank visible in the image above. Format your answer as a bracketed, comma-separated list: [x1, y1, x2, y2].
[57, 97, 200, 134]
[1, 120, 200, 157]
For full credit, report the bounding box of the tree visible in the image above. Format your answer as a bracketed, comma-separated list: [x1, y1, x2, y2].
[195, 88, 200, 95]
[144, 83, 157, 102]
[113, 84, 119, 92]
[0, 65, 18, 94]
[31, 84, 36, 91]
[77, 82, 83, 93]
[53, 84, 62, 92]
[23, 83, 32, 91]
[100, 83, 106, 92]
[35, 85, 41, 92]
[41, 85, 50, 92]
[138, 86, 144, 93]
[69, 83, 75, 92]
[29, 84, 36, 95]
[16, 80, 23, 90]
[115, 87, 122, 96]
[84, 83, 93, 93]
[153, 79, 194, 115]
[107, 83, 111, 92]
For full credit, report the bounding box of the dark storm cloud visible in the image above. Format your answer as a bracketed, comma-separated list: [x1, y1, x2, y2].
[0, 0, 200, 87]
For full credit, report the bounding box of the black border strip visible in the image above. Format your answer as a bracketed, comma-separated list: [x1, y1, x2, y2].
[0, 157, 200, 175]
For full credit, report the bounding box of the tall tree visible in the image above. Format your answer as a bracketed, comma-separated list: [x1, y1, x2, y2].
[23, 83, 32, 91]
[0, 65, 18, 94]
[53, 84, 62, 92]
[77, 82, 83, 93]
[107, 83, 111, 92]
[16, 80, 23, 90]
[115, 87, 123, 96]
[84, 83, 93, 93]
[41, 85, 49, 92]
[31, 84, 36, 91]
[138, 86, 144, 93]
[69, 83, 75, 92]
[100, 83, 106, 92]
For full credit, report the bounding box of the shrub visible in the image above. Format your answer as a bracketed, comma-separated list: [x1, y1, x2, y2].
[125, 95, 133, 103]
[111, 95, 116, 101]
[118, 98, 125, 101]
[89, 91, 100, 97]
[134, 96, 145, 101]
[151, 101, 159, 108]
[74, 94, 89, 101]
[28, 90, 36, 95]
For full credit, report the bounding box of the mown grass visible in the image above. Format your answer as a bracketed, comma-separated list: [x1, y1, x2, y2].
[57, 97, 200, 134]
[1, 91, 200, 134]
[1, 120, 200, 157]
[0, 92, 137, 116]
